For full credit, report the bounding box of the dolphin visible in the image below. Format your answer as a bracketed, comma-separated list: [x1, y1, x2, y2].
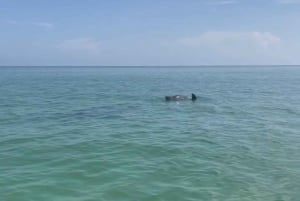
[165, 93, 197, 101]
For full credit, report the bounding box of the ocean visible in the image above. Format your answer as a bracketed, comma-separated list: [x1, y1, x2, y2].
[1, 66, 299, 201]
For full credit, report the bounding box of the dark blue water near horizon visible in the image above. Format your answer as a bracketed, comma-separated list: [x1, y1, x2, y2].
[1, 66, 300, 201]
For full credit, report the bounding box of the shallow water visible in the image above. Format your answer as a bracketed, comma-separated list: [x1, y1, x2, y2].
[1, 66, 300, 201]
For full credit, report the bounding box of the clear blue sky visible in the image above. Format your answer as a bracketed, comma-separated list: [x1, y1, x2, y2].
[1, 0, 300, 66]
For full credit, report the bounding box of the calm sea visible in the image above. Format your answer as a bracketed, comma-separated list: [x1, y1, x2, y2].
[1, 66, 300, 201]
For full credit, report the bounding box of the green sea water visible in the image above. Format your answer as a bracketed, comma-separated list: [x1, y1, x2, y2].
[1, 66, 300, 201]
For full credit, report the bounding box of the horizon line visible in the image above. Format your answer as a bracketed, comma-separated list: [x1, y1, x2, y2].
[1, 65, 300, 68]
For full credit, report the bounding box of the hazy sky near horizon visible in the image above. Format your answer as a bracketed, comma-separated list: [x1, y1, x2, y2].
[1, 0, 300, 66]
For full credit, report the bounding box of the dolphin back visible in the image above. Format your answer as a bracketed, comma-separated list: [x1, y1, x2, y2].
[165, 93, 197, 101]
[191, 93, 197, 101]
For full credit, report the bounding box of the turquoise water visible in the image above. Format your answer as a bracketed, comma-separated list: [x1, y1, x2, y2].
[1, 66, 300, 201]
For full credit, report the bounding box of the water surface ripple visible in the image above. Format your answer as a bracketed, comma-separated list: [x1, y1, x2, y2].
[1, 67, 300, 201]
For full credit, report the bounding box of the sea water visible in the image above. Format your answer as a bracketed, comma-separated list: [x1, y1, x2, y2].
[1, 66, 300, 201]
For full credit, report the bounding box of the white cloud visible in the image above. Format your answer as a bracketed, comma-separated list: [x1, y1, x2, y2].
[252, 32, 281, 48]
[175, 31, 284, 64]
[54, 32, 285, 65]
[2, 19, 54, 30]
[206, 0, 238, 6]
[2, 19, 18, 24]
[57, 38, 102, 56]
[277, 0, 300, 4]
[31, 22, 54, 29]
[179, 31, 280, 48]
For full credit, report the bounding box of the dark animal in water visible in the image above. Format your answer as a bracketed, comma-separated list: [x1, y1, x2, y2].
[165, 93, 197, 101]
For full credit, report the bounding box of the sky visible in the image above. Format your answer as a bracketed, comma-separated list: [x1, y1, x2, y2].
[0, 0, 300, 66]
